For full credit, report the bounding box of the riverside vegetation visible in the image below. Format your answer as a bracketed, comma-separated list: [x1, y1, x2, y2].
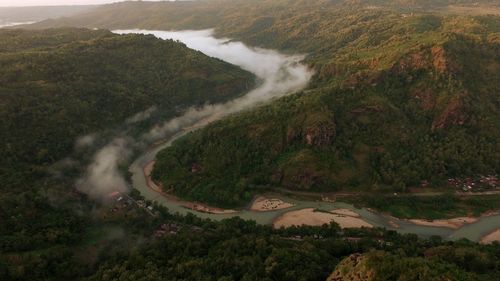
[138, 2, 500, 208]
[34, 0, 500, 213]
[0, 28, 254, 281]
[1, 1, 500, 280]
[36, 0, 499, 208]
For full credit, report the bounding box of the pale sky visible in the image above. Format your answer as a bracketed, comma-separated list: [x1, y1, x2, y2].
[0, 1, 171, 7]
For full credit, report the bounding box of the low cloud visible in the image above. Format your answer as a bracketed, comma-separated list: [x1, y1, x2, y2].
[77, 29, 312, 200]
[76, 137, 131, 201]
[126, 106, 157, 124]
[75, 133, 97, 149]
[115, 29, 314, 143]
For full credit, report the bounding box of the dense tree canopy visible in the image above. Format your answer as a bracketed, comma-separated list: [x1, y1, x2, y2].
[0, 28, 253, 281]
[0, 28, 253, 188]
[1, 1, 499, 280]
[152, 12, 499, 207]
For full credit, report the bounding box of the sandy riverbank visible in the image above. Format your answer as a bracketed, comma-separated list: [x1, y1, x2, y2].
[250, 196, 294, 212]
[330, 209, 360, 217]
[183, 202, 237, 214]
[408, 217, 478, 229]
[143, 161, 163, 192]
[273, 208, 373, 229]
[480, 229, 500, 244]
[143, 161, 236, 214]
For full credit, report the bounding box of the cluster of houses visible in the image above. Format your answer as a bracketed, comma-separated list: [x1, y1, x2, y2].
[447, 175, 498, 192]
[107, 191, 155, 214]
[153, 223, 202, 238]
[154, 223, 181, 238]
[106, 191, 208, 239]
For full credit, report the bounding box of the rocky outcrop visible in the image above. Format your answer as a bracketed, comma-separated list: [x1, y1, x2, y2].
[396, 51, 429, 73]
[431, 46, 459, 74]
[431, 97, 466, 130]
[326, 253, 375, 281]
[391, 45, 460, 75]
[304, 121, 336, 146]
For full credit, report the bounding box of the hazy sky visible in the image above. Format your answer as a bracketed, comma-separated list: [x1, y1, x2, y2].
[0, 1, 169, 7]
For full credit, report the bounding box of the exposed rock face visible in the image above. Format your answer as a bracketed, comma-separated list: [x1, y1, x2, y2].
[392, 46, 468, 130]
[431, 46, 459, 74]
[396, 51, 429, 73]
[431, 97, 467, 130]
[304, 121, 336, 146]
[326, 253, 375, 281]
[286, 113, 336, 147]
[392, 45, 460, 75]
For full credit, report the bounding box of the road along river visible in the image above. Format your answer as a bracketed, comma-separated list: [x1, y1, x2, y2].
[120, 30, 500, 242]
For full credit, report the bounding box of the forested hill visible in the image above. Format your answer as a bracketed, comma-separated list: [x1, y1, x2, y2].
[0, 28, 253, 188]
[1, 2, 499, 281]
[25, 0, 500, 34]
[0, 27, 255, 280]
[150, 11, 499, 207]
[0, 28, 253, 260]
[31, 0, 500, 208]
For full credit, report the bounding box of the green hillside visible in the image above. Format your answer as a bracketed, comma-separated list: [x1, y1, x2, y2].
[152, 13, 499, 207]
[1, 1, 500, 280]
[27, 0, 499, 208]
[0, 28, 254, 280]
[327, 249, 498, 281]
[0, 28, 253, 188]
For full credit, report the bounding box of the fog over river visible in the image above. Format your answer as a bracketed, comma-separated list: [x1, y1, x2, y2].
[77, 30, 499, 242]
[77, 29, 312, 201]
[115, 29, 313, 142]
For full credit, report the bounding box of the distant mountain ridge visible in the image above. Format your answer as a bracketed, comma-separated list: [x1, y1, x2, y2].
[22, 0, 500, 30]
[0, 5, 96, 23]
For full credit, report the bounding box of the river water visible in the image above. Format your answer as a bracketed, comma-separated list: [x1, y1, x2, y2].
[118, 30, 499, 242]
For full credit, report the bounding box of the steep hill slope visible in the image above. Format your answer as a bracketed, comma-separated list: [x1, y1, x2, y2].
[0, 28, 253, 188]
[151, 13, 499, 207]
[327, 250, 493, 281]
[27, 0, 500, 32]
[32, 1, 497, 208]
[0, 28, 253, 274]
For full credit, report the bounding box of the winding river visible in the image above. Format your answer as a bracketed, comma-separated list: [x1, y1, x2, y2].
[119, 30, 500, 242]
